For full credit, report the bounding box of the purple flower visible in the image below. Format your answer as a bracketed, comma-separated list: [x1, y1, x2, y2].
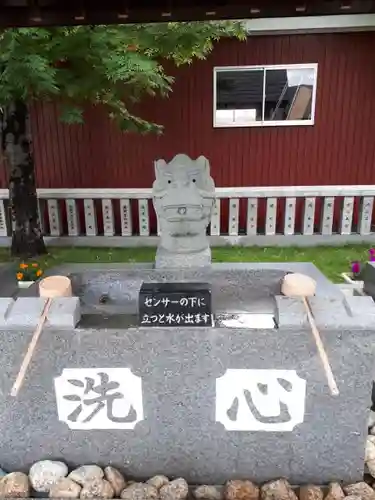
[351, 261, 361, 274]
[369, 248, 375, 261]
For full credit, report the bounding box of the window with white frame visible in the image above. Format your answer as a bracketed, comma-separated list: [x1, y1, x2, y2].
[213, 64, 318, 128]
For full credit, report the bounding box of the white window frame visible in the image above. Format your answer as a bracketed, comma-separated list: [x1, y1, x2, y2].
[213, 63, 318, 128]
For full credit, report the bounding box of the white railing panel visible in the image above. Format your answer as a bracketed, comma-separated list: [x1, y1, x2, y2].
[138, 199, 150, 236]
[303, 197, 316, 235]
[65, 199, 80, 236]
[210, 198, 221, 236]
[0, 185, 372, 241]
[47, 199, 62, 236]
[214, 185, 375, 198]
[266, 198, 277, 235]
[284, 197, 296, 235]
[340, 196, 354, 235]
[0, 200, 8, 237]
[120, 199, 132, 236]
[321, 196, 335, 235]
[37, 200, 45, 235]
[229, 198, 239, 236]
[84, 199, 97, 236]
[102, 199, 115, 237]
[0, 185, 375, 201]
[246, 198, 258, 235]
[359, 196, 374, 235]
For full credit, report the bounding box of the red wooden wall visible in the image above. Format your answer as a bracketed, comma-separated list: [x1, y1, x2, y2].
[2, 31, 375, 189]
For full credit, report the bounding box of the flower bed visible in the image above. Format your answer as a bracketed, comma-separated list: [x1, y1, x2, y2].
[16, 261, 43, 288]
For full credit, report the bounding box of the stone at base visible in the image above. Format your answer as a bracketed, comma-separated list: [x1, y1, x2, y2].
[80, 479, 114, 499]
[160, 478, 188, 500]
[261, 479, 297, 500]
[104, 466, 126, 497]
[146, 476, 169, 490]
[324, 483, 345, 500]
[49, 478, 81, 499]
[155, 247, 211, 268]
[68, 465, 103, 486]
[194, 485, 222, 500]
[0, 472, 30, 498]
[121, 483, 158, 500]
[225, 480, 259, 500]
[29, 460, 68, 492]
[344, 483, 375, 500]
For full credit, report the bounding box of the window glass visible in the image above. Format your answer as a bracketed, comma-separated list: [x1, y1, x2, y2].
[264, 67, 315, 121]
[214, 65, 317, 127]
[216, 69, 264, 124]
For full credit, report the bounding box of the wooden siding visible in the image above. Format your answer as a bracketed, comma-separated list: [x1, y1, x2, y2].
[1, 32, 375, 190]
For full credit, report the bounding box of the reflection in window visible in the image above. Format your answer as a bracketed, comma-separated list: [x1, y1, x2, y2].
[214, 64, 317, 127]
[264, 68, 314, 121]
[216, 69, 264, 123]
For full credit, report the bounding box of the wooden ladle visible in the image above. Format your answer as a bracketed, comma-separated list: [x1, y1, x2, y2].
[10, 275, 72, 397]
[281, 272, 339, 397]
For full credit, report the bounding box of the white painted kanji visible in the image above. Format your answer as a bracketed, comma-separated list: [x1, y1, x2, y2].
[120, 199, 132, 236]
[266, 198, 277, 235]
[229, 198, 239, 236]
[359, 196, 374, 235]
[246, 198, 258, 236]
[321, 197, 334, 235]
[84, 199, 97, 236]
[340, 196, 354, 235]
[47, 199, 62, 236]
[216, 369, 306, 432]
[65, 199, 80, 236]
[284, 197, 296, 235]
[54, 368, 143, 430]
[210, 198, 221, 236]
[303, 197, 316, 235]
[102, 199, 114, 236]
[138, 199, 149, 236]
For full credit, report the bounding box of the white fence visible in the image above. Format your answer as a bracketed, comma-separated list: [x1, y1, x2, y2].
[0, 185, 375, 246]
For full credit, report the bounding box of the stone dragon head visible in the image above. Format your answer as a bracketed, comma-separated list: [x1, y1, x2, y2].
[152, 154, 215, 239]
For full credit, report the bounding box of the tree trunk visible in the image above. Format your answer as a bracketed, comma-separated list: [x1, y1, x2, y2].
[2, 100, 46, 257]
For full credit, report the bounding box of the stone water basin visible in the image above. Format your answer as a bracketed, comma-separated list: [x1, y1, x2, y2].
[4, 262, 373, 484]
[23, 262, 344, 329]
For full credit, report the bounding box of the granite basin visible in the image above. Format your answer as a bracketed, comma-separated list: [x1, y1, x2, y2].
[21, 262, 344, 325]
[1, 262, 374, 484]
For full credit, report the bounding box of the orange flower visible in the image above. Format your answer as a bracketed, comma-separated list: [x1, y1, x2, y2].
[16, 272, 23, 280]
[36, 270, 43, 277]
[19, 263, 28, 269]
[32, 263, 38, 268]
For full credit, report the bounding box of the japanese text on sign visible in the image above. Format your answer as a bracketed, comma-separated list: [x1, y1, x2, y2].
[143, 296, 206, 308]
[139, 282, 212, 327]
[141, 312, 211, 325]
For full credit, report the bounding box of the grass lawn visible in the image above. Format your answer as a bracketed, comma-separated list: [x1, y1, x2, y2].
[0, 244, 370, 282]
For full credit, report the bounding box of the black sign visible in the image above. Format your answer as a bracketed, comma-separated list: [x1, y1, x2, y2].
[139, 282, 212, 327]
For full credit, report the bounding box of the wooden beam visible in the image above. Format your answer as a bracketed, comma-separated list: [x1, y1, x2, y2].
[0, 0, 374, 27]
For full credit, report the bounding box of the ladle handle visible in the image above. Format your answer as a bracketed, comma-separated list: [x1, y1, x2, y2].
[10, 298, 52, 398]
[302, 297, 339, 397]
